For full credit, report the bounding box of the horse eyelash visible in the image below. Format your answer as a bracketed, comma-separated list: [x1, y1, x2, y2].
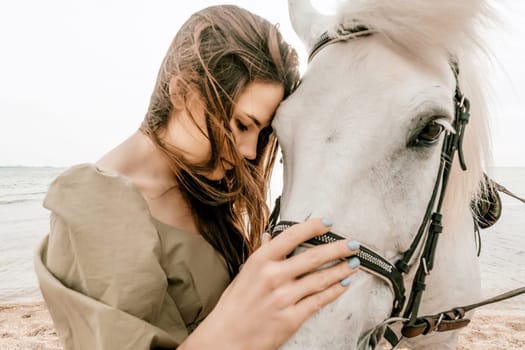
[434, 118, 454, 134]
[407, 116, 451, 147]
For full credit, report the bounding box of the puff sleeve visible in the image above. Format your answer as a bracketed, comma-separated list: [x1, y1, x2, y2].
[34, 164, 185, 349]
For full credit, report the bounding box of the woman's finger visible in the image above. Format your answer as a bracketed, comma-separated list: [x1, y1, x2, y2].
[285, 258, 360, 305]
[263, 218, 332, 259]
[283, 238, 360, 278]
[293, 280, 350, 322]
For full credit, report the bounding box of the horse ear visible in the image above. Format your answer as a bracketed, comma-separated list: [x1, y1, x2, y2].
[288, 0, 335, 50]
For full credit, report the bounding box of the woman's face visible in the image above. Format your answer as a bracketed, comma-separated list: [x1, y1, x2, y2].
[166, 80, 285, 180]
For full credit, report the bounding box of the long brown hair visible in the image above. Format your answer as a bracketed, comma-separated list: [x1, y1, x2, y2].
[140, 5, 300, 277]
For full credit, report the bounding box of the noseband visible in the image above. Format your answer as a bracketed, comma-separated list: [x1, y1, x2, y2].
[268, 26, 525, 348]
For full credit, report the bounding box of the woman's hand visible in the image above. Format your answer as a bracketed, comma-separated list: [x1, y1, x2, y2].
[180, 218, 360, 350]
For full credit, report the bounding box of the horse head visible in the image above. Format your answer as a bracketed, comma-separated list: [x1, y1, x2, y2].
[273, 1, 494, 348]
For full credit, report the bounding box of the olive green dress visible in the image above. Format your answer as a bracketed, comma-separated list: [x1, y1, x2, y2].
[34, 164, 230, 349]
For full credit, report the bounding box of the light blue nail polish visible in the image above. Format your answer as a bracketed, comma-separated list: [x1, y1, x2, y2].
[348, 257, 360, 269]
[341, 277, 352, 287]
[348, 240, 360, 250]
[322, 218, 333, 227]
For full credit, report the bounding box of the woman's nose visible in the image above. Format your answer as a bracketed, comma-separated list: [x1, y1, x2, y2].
[239, 138, 257, 161]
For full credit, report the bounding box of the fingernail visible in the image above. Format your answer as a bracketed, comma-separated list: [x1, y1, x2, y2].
[348, 257, 360, 269]
[261, 232, 268, 243]
[348, 240, 360, 251]
[341, 277, 352, 287]
[322, 218, 333, 227]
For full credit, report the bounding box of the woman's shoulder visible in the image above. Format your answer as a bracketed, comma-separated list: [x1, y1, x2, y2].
[44, 163, 150, 228]
[48, 162, 142, 190]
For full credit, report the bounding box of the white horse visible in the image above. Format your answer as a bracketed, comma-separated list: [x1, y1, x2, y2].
[273, 0, 496, 349]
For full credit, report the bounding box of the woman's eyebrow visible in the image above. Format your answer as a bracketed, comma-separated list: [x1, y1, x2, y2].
[241, 112, 262, 128]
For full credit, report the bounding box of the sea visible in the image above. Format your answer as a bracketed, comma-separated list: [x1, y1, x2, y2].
[0, 166, 65, 302]
[0, 166, 524, 307]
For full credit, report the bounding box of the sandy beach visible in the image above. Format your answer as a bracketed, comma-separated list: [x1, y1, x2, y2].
[0, 302, 60, 350]
[1, 301, 524, 349]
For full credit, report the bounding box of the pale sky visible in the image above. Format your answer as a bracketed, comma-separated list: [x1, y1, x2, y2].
[1, 0, 524, 167]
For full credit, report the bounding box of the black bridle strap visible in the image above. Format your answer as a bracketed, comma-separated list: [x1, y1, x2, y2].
[308, 26, 374, 63]
[394, 152, 444, 275]
[271, 221, 406, 316]
[399, 84, 471, 333]
[394, 73, 471, 273]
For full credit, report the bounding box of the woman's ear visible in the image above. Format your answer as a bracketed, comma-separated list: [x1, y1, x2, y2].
[168, 76, 208, 133]
[168, 76, 187, 111]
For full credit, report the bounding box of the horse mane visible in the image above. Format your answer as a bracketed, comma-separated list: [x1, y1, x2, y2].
[332, 0, 499, 219]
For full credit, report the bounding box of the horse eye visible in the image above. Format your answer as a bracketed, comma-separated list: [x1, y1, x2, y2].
[409, 121, 445, 147]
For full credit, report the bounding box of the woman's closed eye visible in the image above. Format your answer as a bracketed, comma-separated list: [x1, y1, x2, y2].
[235, 119, 249, 132]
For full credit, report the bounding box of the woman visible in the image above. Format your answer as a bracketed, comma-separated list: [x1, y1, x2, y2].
[34, 5, 361, 349]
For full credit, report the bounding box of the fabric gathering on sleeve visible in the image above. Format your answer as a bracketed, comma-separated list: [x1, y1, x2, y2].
[34, 164, 230, 350]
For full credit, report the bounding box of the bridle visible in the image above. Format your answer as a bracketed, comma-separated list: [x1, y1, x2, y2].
[267, 26, 525, 349]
